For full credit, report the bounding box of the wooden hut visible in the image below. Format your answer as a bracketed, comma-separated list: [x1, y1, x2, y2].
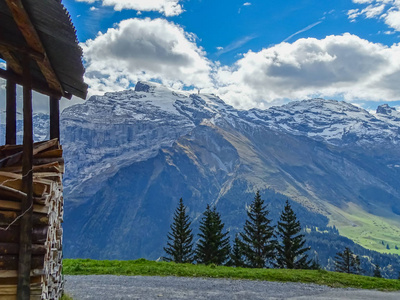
[0, 1, 87, 299]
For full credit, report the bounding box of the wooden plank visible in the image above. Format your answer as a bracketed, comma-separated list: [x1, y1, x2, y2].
[0, 139, 59, 157]
[0, 172, 48, 198]
[5, 0, 64, 95]
[6, 64, 17, 146]
[0, 47, 22, 75]
[0, 270, 44, 278]
[0, 284, 42, 295]
[0, 139, 60, 169]
[0, 226, 48, 244]
[0, 277, 42, 285]
[33, 149, 62, 159]
[0, 255, 44, 270]
[0, 211, 49, 227]
[0, 243, 46, 255]
[0, 294, 42, 300]
[0, 40, 44, 62]
[50, 96, 60, 141]
[0, 162, 63, 175]
[0, 200, 49, 214]
[0, 185, 26, 201]
[18, 53, 34, 300]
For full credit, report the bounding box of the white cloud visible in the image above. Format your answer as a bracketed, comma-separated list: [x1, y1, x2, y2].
[349, 0, 400, 31]
[90, 6, 98, 11]
[212, 34, 400, 109]
[243, 2, 252, 6]
[385, 8, 400, 30]
[76, 0, 184, 16]
[81, 18, 212, 95]
[79, 18, 400, 110]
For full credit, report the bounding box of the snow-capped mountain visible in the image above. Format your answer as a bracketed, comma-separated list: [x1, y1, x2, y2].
[60, 81, 400, 201]
[12, 81, 400, 273]
[0, 113, 50, 145]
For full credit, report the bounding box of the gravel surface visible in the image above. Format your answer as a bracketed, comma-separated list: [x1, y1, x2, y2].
[64, 275, 400, 300]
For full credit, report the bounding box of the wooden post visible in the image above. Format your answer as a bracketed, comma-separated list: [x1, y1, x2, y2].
[17, 55, 33, 300]
[50, 96, 60, 141]
[6, 64, 17, 145]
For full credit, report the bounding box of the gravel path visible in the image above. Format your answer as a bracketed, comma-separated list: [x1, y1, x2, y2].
[64, 275, 400, 300]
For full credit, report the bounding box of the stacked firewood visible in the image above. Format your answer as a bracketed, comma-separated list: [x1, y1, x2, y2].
[0, 139, 64, 300]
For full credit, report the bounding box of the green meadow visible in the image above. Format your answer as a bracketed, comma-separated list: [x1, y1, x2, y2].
[63, 259, 400, 291]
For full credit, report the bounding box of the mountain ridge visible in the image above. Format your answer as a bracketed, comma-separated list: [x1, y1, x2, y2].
[2, 81, 400, 275]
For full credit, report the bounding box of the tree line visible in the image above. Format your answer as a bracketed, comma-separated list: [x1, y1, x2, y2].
[163, 191, 381, 276]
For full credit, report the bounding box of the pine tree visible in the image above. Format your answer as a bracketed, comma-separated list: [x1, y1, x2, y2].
[334, 247, 362, 274]
[309, 256, 321, 270]
[275, 200, 311, 269]
[195, 204, 230, 265]
[163, 198, 194, 263]
[228, 234, 246, 267]
[373, 264, 382, 278]
[240, 191, 275, 268]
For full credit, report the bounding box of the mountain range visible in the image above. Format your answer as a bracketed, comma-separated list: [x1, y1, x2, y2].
[2, 81, 400, 277]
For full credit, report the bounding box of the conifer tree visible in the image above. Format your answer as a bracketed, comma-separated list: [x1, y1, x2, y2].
[240, 191, 275, 268]
[195, 204, 230, 265]
[334, 247, 362, 274]
[275, 200, 311, 269]
[163, 198, 194, 263]
[228, 234, 246, 267]
[373, 264, 382, 278]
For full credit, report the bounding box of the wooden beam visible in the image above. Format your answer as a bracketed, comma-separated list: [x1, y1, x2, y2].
[6, 65, 17, 145]
[0, 47, 23, 75]
[5, 0, 64, 96]
[0, 40, 44, 62]
[0, 68, 71, 99]
[49, 96, 60, 141]
[17, 54, 33, 300]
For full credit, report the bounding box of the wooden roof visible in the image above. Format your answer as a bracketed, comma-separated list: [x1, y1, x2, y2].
[0, 0, 87, 99]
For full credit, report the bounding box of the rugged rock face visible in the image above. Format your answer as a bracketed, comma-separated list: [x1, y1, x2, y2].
[5, 81, 400, 270]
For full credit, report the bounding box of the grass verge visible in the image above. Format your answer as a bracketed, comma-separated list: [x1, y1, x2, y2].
[63, 258, 400, 291]
[61, 294, 73, 300]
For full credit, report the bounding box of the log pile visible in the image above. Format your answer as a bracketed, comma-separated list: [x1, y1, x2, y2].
[0, 139, 64, 300]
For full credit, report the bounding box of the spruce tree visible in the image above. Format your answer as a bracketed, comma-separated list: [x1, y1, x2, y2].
[195, 204, 230, 265]
[373, 264, 382, 278]
[228, 234, 246, 267]
[275, 200, 311, 269]
[240, 191, 275, 268]
[334, 247, 362, 274]
[163, 198, 194, 263]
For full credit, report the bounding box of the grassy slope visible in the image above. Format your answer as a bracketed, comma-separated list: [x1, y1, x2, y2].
[63, 259, 400, 291]
[326, 202, 400, 255]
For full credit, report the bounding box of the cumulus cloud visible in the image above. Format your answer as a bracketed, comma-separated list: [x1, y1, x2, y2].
[213, 34, 400, 108]
[348, 0, 400, 31]
[76, 0, 184, 16]
[80, 18, 400, 110]
[82, 18, 212, 95]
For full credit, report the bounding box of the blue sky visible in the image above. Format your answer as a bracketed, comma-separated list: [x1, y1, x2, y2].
[65, 0, 399, 65]
[1, 0, 400, 112]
